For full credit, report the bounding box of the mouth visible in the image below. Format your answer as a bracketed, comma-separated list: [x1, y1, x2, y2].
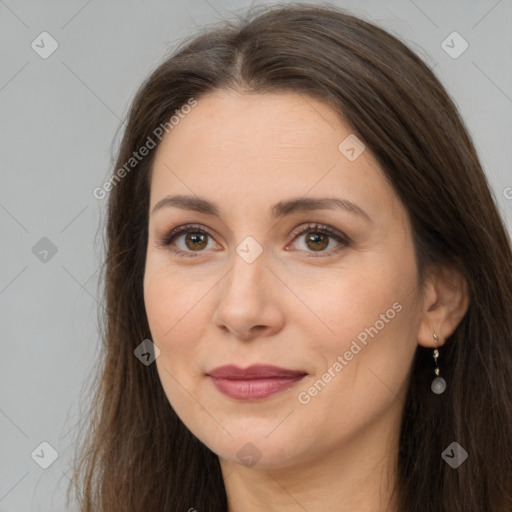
[206, 364, 308, 401]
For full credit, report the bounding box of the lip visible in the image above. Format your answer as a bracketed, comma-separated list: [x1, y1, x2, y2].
[207, 364, 307, 379]
[206, 364, 308, 401]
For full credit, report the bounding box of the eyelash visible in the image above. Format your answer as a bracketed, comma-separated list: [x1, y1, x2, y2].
[157, 222, 351, 259]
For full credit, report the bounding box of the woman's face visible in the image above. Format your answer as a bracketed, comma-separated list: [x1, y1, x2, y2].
[144, 90, 424, 470]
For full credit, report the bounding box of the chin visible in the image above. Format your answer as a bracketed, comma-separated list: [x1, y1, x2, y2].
[205, 431, 304, 470]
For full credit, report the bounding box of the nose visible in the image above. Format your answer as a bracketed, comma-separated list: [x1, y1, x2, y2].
[212, 248, 285, 341]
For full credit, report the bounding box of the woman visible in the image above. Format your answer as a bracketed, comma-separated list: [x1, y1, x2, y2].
[69, 3, 512, 511]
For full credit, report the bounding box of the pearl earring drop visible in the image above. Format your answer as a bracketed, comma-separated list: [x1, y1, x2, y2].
[431, 333, 446, 394]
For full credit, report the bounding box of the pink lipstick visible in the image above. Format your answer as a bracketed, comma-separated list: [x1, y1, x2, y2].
[206, 364, 307, 400]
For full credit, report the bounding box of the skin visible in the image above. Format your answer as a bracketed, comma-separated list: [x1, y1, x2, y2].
[143, 89, 469, 511]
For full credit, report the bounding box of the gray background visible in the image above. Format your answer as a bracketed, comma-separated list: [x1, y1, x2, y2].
[1, 0, 511, 510]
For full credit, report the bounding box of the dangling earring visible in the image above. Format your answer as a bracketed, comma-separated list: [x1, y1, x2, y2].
[431, 332, 446, 394]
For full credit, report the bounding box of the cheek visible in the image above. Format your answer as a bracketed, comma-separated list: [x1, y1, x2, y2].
[143, 267, 208, 416]
[144, 254, 202, 333]
[144, 269, 174, 340]
[295, 245, 420, 386]
[294, 286, 418, 446]
[143, 265, 204, 364]
[290, 256, 409, 344]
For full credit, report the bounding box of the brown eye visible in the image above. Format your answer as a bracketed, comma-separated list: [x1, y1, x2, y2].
[288, 222, 351, 258]
[158, 224, 218, 258]
[304, 232, 329, 251]
[184, 232, 208, 251]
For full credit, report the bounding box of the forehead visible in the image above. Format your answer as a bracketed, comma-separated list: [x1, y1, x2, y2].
[149, 90, 402, 222]
[154, 90, 351, 165]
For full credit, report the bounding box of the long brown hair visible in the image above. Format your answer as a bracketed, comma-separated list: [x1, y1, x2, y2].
[68, 3, 512, 510]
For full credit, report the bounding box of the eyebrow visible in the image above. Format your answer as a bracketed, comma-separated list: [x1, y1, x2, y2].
[151, 194, 372, 223]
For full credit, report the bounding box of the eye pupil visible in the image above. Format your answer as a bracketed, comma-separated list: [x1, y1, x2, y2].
[185, 232, 208, 250]
[306, 232, 329, 251]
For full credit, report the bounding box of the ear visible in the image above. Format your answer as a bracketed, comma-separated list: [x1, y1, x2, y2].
[417, 264, 470, 348]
